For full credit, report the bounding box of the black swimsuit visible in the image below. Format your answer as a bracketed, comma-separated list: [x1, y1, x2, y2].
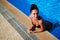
[30, 24, 40, 31]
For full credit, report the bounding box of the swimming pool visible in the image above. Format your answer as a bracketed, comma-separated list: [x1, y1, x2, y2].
[7, 0, 60, 39]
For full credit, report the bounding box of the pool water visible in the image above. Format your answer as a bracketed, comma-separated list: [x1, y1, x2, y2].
[7, 0, 60, 39]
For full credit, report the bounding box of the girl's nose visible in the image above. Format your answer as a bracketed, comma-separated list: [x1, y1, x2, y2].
[35, 14, 37, 17]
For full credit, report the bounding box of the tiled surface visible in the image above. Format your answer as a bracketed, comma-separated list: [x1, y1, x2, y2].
[0, 14, 24, 40]
[0, 0, 58, 40]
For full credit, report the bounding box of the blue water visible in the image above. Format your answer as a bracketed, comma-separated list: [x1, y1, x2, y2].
[7, 0, 60, 39]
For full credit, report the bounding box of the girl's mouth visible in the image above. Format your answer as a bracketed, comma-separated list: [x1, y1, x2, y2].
[34, 17, 38, 20]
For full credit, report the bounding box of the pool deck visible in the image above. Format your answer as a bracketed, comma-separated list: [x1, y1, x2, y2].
[0, 13, 24, 40]
[0, 0, 58, 40]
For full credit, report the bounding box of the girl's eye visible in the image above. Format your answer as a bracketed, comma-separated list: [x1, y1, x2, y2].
[36, 13, 38, 14]
[34, 13, 35, 15]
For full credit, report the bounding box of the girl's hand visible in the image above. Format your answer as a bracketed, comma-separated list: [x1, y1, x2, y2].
[27, 29, 33, 33]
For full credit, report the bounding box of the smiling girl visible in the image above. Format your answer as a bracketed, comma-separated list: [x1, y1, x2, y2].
[27, 4, 44, 33]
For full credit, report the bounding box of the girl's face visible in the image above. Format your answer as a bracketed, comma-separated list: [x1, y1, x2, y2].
[30, 9, 38, 20]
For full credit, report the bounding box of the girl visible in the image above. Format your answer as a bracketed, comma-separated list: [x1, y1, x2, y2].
[27, 4, 44, 33]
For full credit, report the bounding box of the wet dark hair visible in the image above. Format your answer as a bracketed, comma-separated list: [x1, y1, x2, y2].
[30, 4, 39, 13]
